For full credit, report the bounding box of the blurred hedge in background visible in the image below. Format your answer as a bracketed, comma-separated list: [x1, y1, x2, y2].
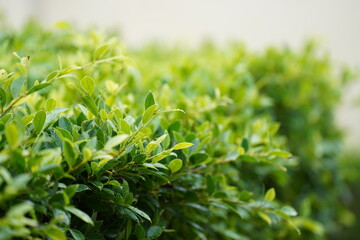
[0, 21, 356, 239]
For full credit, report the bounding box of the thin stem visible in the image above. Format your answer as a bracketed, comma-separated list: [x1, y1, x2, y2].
[0, 93, 27, 117]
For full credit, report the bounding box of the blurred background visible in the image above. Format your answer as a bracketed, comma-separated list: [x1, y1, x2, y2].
[0, 0, 359, 151]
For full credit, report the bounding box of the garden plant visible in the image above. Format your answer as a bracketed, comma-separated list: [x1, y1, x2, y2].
[0, 21, 355, 240]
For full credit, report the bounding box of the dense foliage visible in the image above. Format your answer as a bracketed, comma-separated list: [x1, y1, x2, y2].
[0, 21, 354, 239]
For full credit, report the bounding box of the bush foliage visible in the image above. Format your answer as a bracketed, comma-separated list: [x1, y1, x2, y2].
[0, 22, 353, 239]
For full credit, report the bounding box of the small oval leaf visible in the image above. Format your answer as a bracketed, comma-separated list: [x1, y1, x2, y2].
[45, 98, 57, 112]
[168, 159, 183, 173]
[33, 110, 46, 133]
[80, 76, 95, 95]
[5, 123, 20, 148]
[265, 188, 276, 202]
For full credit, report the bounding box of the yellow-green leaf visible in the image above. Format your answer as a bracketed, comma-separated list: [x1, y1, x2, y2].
[173, 142, 193, 150]
[80, 76, 95, 95]
[5, 123, 19, 148]
[142, 104, 157, 125]
[43, 225, 66, 240]
[93, 44, 110, 60]
[33, 110, 46, 134]
[63, 139, 76, 167]
[168, 159, 183, 173]
[265, 188, 276, 202]
[105, 134, 128, 150]
[45, 98, 57, 112]
[258, 212, 272, 225]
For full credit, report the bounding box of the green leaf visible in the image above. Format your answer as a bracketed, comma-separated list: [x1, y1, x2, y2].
[80, 76, 95, 95]
[28, 83, 51, 94]
[162, 131, 170, 148]
[258, 212, 272, 225]
[6, 201, 33, 217]
[69, 229, 85, 240]
[63, 139, 76, 167]
[5, 123, 20, 148]
[190, 152, 209, 165]
[142, 104, 157, 124]
[126, 219, 132, 239]
[146, 134, 168, 153]
[206, 175, 215, 195]
[168, 159, 183, 173]
[82, 96, 98, 116]
[147, 226, 162, 239]
[46, 70, 59, 82]
[90, 180, 103, 190]
[106, 180, 121, 187]
[113, 108, 123, 122]
[127, 206, 152, 222]
[16, 62, 27, 75]
[64, 185, 79, 198]
[119, 119, 131, 134]
[269, 150, 292, 158]
[10, 76, 25, 98]
[145, 91, 155, 110]
[0, 87, 6, 108]
[239, 155, 258, 163]
[65, 206, 94, 225]
[99, 109, 107, 121]
[173, 142, 193, 150]
[33, 110, 46, 133]
[104, 134, 128, 150]
[135, 224, 146, 240]
[45, 98, 57, 112]
[265, 188, 276, 202]
[281, 206, 298, 217]
[93, 44, 110, 60]
[43, 225, 66, 240]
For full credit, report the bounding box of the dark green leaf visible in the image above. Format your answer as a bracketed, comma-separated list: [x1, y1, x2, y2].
[70, 229, 85, 240]
[63, 139, 76, 167]
[0, 87, 6, 107]
[82, 96, 98, 116]
[147, 226, 162, 239]
[28, 83, 51, 94]
[128, 206, 152, 222]
[145, 91, 155, 110]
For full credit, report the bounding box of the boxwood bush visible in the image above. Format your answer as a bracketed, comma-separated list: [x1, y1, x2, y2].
[0, 21, 354, 239]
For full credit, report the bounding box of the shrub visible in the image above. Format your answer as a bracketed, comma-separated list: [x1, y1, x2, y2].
[0, 21, 353, 239]
[0, 23, 297, 240]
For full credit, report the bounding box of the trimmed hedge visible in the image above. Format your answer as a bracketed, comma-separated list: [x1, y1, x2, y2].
[0, 21, 353, 239]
